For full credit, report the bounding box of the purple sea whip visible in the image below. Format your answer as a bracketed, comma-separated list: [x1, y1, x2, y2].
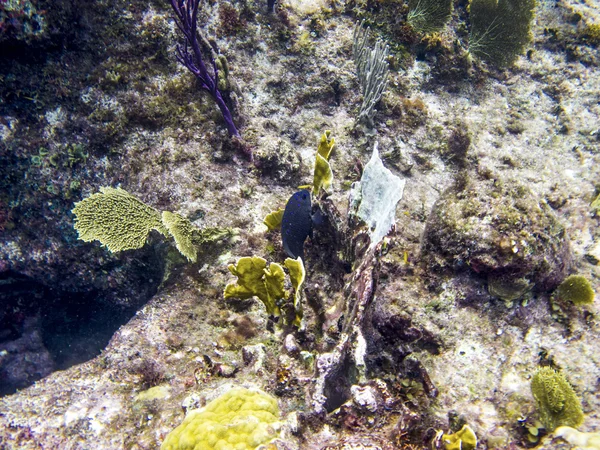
[170, 0, 240, 137]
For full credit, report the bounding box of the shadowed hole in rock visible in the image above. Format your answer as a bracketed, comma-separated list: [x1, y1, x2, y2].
[0, 266, 162, 396]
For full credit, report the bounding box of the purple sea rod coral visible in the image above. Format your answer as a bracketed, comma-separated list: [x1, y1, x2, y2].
[170, 0, 240, 138]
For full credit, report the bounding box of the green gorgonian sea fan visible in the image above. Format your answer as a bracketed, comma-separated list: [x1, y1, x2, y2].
[407, 0, 452, 34]
[73, 187, 168, 253]
[72, 187, 201, 262]
[468, 0, 536, 67]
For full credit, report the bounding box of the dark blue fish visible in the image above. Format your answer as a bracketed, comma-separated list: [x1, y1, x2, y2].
[281, 190, 312, 259]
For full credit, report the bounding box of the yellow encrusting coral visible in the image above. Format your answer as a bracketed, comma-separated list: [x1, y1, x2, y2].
[161, 387, 281, 450]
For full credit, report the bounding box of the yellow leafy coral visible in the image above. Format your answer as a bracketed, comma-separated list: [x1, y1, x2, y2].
[312, 130, 335, 196]
[263, 208, 284, 231]
[442, 424, 477, 450]
[284, 257, 305, 327]
[161, 387, 280, 450]
[224, 256, 286, 317]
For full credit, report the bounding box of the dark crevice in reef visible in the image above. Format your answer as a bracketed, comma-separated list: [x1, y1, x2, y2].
[0, 269, 160, 396]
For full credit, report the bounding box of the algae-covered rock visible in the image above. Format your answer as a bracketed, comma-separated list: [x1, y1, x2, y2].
[421, 177, 570, 297]
[0, 0, 47, 44]
[254, 138, 302, 182]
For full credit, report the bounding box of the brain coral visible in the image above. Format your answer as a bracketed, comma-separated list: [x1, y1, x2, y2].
[161, 387, 280, 450]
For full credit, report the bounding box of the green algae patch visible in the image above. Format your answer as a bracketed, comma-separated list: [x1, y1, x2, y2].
[531, 367, 584, 432]
[161, 387, 280, 450]
[134, 385, 171, 403]
[555, 275, 595, 306]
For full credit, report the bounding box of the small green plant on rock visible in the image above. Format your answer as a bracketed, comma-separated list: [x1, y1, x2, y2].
[531, 366, 584, 432]
[583, 24, 600, 46]
[407, 0, 452, 34]
[554, 275, 595, 306]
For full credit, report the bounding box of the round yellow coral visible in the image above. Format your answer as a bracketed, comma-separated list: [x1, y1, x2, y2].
[161, 388, 280, 450]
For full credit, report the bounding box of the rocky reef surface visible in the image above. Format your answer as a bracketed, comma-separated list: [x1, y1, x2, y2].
[0, 0, 599, 448]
